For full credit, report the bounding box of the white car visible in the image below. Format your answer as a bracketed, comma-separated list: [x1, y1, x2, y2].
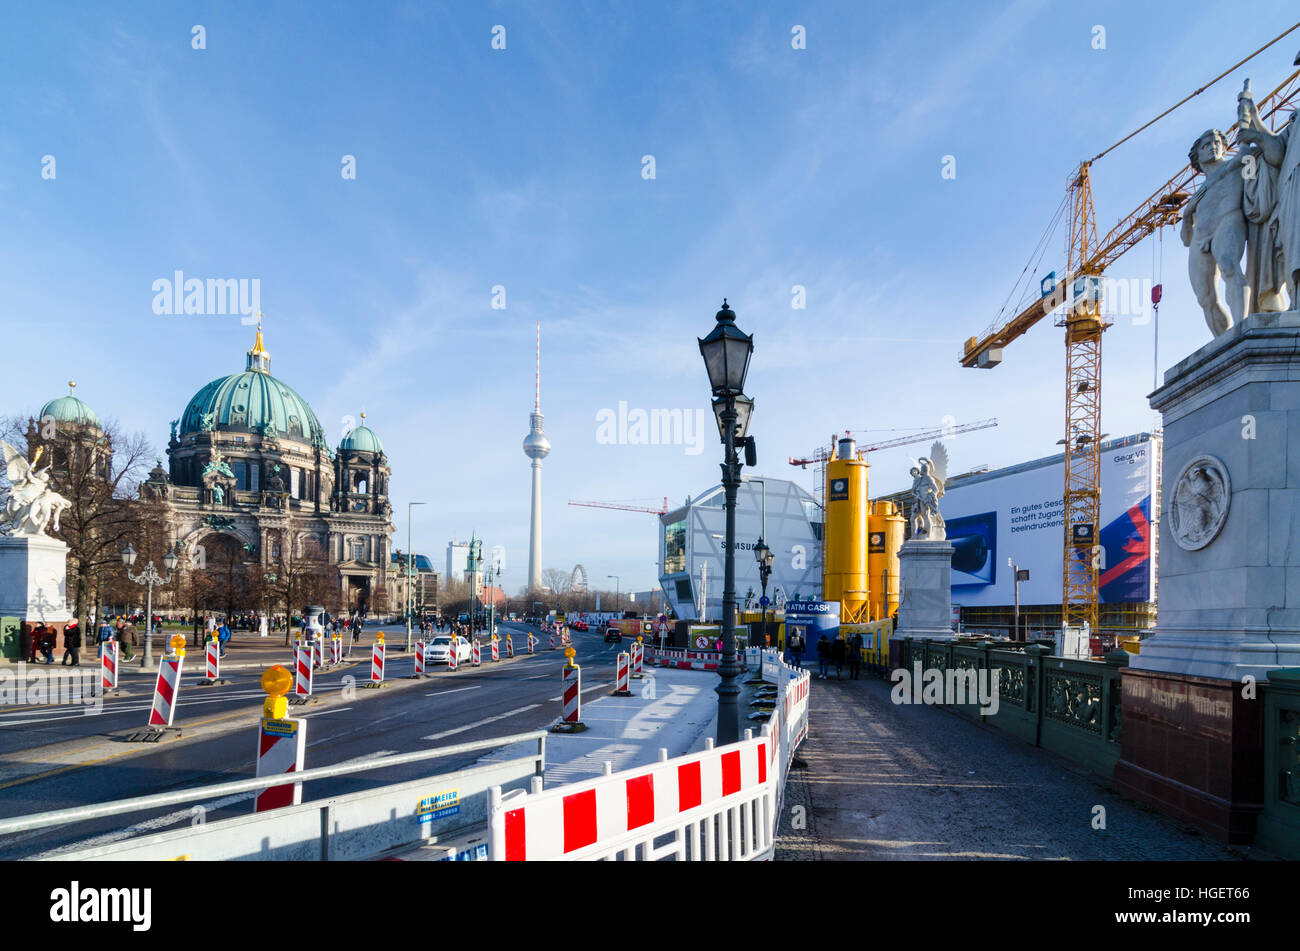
[425, 635, 472, 665]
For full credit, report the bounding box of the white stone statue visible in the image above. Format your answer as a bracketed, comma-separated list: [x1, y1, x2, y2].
[1237, 69, 1300, 311]
[2, 441, 71, 537]
[1180, 128, 1250, 335]
[908, 441, 949, 541]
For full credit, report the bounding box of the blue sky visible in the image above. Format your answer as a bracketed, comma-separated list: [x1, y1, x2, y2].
[2, 1, 1297, 594]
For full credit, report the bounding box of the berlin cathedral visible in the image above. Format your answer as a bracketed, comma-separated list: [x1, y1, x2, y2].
[33, 323, 395, 616]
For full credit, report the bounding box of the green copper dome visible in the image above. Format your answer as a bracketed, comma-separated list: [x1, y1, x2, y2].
[339, 421, 383, 454]
[40, 384, 101, 429]
[178, 327, 326, 447]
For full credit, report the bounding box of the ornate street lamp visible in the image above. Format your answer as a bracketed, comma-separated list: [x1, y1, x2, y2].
[755, 537, 774, 647]
[698, 299, 754, 746]
[123, 543, 178, 668]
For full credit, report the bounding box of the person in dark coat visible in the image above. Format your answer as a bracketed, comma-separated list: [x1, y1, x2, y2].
[847, 631, 864, 680]
[816, 634, 831, 680]
[61, 621, 82, 666]
[35, 624, 55, 664]
[830, 635, 846, 679]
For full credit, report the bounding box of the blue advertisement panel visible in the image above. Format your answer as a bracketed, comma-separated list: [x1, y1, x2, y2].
[784, 600, 840, 661]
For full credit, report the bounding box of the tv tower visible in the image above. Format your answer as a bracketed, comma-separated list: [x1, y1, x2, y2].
[522, 321, 550, 592]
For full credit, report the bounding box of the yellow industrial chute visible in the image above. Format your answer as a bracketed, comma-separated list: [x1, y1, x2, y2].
[868, 500, 904, 621]
[823, 437, 870, 624]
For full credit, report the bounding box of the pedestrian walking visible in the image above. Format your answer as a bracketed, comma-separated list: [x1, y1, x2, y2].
[96, 618, 114, 660]
[831, 635, 846, 680]
[61, 621, 82, 666]
[118, 619, 137, 663]
[786, 630, 803, 668]
[217, 619, 232, 657]
[848, 631, 863, 680]
[816, 634, 831, 680]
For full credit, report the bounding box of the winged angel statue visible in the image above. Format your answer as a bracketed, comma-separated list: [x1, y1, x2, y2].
[2, 441, 71, 537]
[908, 441, 949, 541]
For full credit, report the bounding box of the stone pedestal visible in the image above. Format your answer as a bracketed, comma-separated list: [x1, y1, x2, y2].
[1116, 311, 1300, 842]
[895, 539, 955, 640]
[0, 534, 72, 625]
[1134, 312, 1300, 679]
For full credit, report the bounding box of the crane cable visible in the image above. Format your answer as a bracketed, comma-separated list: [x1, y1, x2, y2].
[1089, 22, 1300, 165]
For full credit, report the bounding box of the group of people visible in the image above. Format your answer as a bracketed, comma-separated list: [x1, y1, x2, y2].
[783, 631, 865, 681]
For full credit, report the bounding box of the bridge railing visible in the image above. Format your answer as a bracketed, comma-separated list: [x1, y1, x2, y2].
[894, 637, 1126, 779]
[0, 731, 547, 861]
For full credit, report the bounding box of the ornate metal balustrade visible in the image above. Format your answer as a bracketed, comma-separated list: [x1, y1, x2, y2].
[892, 636, 1128, 780]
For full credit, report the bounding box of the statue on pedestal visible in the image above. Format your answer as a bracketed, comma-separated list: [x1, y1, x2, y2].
[908, 441, 949, 541]
[2, 441, 71, 536]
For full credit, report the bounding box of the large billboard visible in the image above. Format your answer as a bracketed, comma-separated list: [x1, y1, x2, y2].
[940, 434, 1157, 607]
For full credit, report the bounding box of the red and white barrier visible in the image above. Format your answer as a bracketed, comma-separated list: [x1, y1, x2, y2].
[631, 640, 643, 678]
[294, 646, 313, 697]
[562, 663, 581, 723]
[472, 639, 481, 667]
[370, 638, 385, 684]
[448, 639, 458, 671]
[506, 635, 514, 659]
[491, 647, 810, 862]
[331, 636, 342, 665]
[613, 652, 632, 696]
[202, 640, 221, 681]
[491, 638, 500, 663]
[254, 716, 306, 812]
[100, 639, 118, 692]
[490, 735, 771, 861]
[549, 632, 556, 651]
[413, 640, 426, 677]
[147, 654, 184, 727]
[312, 638, 322, 669]
[527, 634, 535, 654]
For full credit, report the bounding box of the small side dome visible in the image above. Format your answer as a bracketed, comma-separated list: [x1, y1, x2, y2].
[40, 381, 102, 429]
[340, 414, 384, 454]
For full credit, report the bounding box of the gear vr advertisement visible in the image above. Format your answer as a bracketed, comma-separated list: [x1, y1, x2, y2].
[941, 434, 1157, 607]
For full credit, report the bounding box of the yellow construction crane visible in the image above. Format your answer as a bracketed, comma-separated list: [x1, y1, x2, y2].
[962, 29, 1300, 632]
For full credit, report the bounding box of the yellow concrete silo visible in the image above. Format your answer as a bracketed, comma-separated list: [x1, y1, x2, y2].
[823, 437, 870, 624]
[868, 500, 905, 621]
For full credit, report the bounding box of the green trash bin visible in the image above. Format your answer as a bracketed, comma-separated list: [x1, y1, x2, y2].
[0, 617, 21, 660]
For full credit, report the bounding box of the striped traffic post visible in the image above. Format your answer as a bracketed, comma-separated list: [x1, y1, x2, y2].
[292, 636, 300, 665]
[412, 639, 426, 678]
[447, 637, 459, 672]
[506, 634, 514, 659]
[613, 651, 632, 696]
[331, 635, 342, 665]
[527, 633, 535, 654]
[294, 644, 313, 697]
[100, 639, 118, 693]
[491, 635, 500, 663]
[368, 633, 386, 687]
[255, 666, 306, 812]
[549, 632, 555, 651]
[312, 637, 322, 669]
[552, 646, 584, 731]
[472, 639, 481, 667]
[631, 637, 644, 679]
[198, 636, 225, 686]
[147, 635, 187, 728]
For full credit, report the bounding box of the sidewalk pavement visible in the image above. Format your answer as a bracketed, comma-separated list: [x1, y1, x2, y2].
[775, 669, 1248, 861]
[477, 666, 720, 786]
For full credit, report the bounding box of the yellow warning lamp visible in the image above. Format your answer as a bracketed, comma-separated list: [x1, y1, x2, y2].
[637, 635, 643, 643]
[169, 634, 187, 657]
[564, 646, 576, 665]
[261, 665, 293, 720]
[376, 632, 384, 643]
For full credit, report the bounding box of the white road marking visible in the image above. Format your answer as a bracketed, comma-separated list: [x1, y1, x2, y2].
[547, 681, 610, 701]
[421, 704, 541, 741]
[301, 707, 352, 717]
[424, 686, 482, 697]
